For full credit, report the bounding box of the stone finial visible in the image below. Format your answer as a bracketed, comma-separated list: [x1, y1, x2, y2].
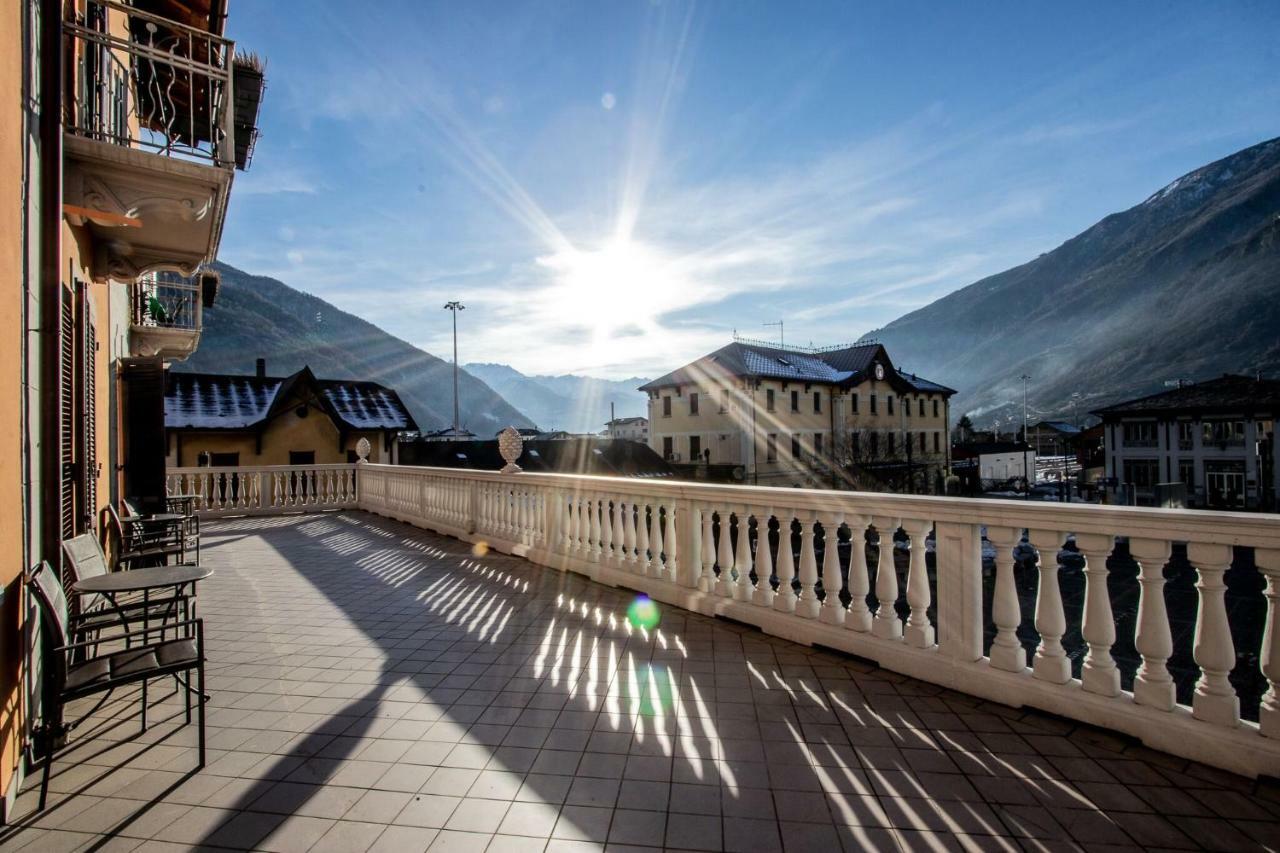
[356, 437, 371, 462]
[498, 426, 524, 474]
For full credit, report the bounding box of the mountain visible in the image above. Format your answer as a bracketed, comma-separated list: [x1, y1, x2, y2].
[175, 263, 535, 433]
[862, 137, 1280, 427]
[464, 363, 651, 433]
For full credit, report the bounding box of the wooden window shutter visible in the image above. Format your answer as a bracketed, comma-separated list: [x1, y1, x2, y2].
[58, 285, 76, 544]
[81, 282, 99, 531]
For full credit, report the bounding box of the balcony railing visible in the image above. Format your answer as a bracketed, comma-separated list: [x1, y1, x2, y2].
[64, 0, 235, 167]
[170, 462, 1280, 779]
[168, 464, 359, 516]
[133, 271, 201, 330]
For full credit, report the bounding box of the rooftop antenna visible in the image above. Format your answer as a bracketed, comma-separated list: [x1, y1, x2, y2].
[763, 320, 784, 350]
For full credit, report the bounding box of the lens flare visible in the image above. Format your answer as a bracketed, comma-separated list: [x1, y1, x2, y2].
[471, 541, 490, 557]
[627, 595, 661, 630]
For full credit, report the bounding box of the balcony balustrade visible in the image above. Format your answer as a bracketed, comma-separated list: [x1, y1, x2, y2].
[129, 269, 216, 360]
[169, 461, 1280, 778]
[61, 0, 258, 280]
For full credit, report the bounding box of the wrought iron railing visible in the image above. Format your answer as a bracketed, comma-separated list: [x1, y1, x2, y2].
[64, 0, 235, 167]
[132, 271, 201, 331]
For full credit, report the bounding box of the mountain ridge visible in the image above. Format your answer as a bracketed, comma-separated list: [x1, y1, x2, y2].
[860, 136, 1280, 425]
[463, 362, 651, 433]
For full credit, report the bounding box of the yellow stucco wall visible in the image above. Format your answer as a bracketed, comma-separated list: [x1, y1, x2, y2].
[167, 402, 391, 467]
[0, 0, 25, 804]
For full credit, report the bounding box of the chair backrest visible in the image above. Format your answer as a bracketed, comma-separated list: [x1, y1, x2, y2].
[26, 562, 69, 651]
[62, 534, 108, 582]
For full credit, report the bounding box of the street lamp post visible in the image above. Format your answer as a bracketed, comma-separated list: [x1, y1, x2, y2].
[444, 301, 465, 433]
[1020, 374, 1031, 497]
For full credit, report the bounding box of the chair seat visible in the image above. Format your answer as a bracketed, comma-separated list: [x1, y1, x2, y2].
[66, 638, 198, 691]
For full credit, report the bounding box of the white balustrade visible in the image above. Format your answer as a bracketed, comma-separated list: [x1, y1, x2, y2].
[172, 461, 1280, 779]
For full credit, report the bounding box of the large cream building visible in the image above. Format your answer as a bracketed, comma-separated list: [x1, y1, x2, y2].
[640, 340, 955, 492]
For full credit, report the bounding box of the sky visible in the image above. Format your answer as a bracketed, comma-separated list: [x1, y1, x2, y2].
[220, 0, 1279, 380]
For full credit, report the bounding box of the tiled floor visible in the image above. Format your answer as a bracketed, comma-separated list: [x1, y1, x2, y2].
[3, 511, 1278, 852]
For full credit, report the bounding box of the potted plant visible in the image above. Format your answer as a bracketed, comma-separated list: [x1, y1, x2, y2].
[231, 51, 265, 170]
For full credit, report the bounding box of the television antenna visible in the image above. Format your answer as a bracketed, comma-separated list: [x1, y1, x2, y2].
[763, 320, 784, 349]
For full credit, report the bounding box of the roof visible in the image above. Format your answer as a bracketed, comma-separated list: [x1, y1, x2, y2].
[166, 367, 417, 432]
[1032, 421, 1082, 434]
[639, 341, 955, 396]
[607, 417, 648, 426]
[952, 441, 1032, 457]
[1092, 375, 1280, 418]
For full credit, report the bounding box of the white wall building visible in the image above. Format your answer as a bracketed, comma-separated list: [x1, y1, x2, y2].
[604, 417, 649, 442]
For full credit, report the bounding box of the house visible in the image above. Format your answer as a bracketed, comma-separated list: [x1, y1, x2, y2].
[1092, 374, 1279, 510]
[165, 360, 418, 467]
[1027, 420, 1082, 456]
[398, 437, 673, 477]
[421, 426, 478, 441]
[951, 441, 1035, 490]
[604, 416, 649, 442]
[0, 0, 265, 818]
[640, 338, 955, 492]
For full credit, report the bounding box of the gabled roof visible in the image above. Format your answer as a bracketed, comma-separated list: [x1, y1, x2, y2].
[638, 341, 955, 396]
[166, 367, 417, 432]
[1032, 420, 1082, 434]
[1092, 375, 1280, 418]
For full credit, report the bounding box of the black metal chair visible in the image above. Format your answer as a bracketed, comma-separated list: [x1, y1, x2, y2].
[26, 561, 205, 811]
[106, 503, 185, 567]
[61, 534, 188, 637]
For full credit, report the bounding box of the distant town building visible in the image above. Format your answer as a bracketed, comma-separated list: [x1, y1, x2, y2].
[398, 437, 673, 478]
[1092, 374, 1279, 510]
[422, 426, 478, 441]
[951, 441, 1035, 491]
[640, 339, 955, 492]
[166, 360, 417, 466]
[605, 416, 649, 442]
[1027, 420, 1082, 456]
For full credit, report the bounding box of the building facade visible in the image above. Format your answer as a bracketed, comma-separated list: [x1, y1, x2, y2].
[604, 416, 649, 442]
[640, 339, 955, 492]
[1094, 375, 1279, 510]
[0, 0, 264, 816]
[165, 362, 417, 467]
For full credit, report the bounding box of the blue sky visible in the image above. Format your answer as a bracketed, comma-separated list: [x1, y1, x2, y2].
[220, 0, 1279, 379]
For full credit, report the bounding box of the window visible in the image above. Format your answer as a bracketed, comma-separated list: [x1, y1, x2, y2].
[1179, 459, 1195, 489]
[720, 388, 730, 412]
[869, 431, 879, 456]
[888, 433, 895, 455]
[766, 389, 775, 411]
[903, 397, 910, 419]
[689, 392, 699, 415]
[663, 436, 674, 459]
[690, 435, 701, 459]
[919, 432, 926, 452]
[887, 395, 894, 416]
[814, 433, 823, 456]
[290, 451, 316, 465]
[791, 434, 801, 457]
[919, 398, 926, 417]
[1178, 421, 1196, 450]
[1203, 420, 1245, 447]
[662, 396, 672, 417]
[870, 393, 878, 414]
[851, 393, 859, 414]
[766, 433, 778, 462]
[1122, 422, 1158, 447]
[813, 391, 821, 413]
[934, 432, 941, 453]
[851, 432, 861, 457]
[209, 452, 239, 467]
[1124, 459, 1160, 491]
[790, 390, 799, 412]
[933, 399, 940, 418]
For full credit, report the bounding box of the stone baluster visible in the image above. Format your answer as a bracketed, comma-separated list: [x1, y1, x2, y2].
[872, 518, 902, 640]
[986, 526, 1024, 670]
[1188, 542, 1239, 726]
[699, 507, 715, 593]
[1076, 532, 1120, 697]
[636, 502, 651, 575]
[752, 509, 775, 607]
[774, 514, 798, 613]
[623, 501, 638, 567]
[650, 503, 666, 579]
[613, 499, 626, 566]
[903, 519, 935, 649]
[796, 513, 820, 619]
[820, 514, 845, 625]
[845, 515, 872, 632]
[600, 497, 614, 561]
[665, 502, 680, 584]
[733, 508, 754, 601]
[589, 498, 603, 561]
[715, 510, 734, 597]
[1258, 549, 1280, 738]
[1028, 528, 1070, 684]
[1131, 537, 1175, 710]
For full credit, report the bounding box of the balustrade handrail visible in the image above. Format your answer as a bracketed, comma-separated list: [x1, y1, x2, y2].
[356, 463, 1280, 549]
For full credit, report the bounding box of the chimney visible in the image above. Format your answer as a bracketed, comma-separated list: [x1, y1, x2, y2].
[255, 358, 266, 378]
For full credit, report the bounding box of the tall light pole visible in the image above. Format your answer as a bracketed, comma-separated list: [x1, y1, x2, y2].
[444, 301, 465, 433]
[1020, 374, 1032, 495]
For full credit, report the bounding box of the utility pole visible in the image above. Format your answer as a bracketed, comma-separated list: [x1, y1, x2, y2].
[1020, 374, 1031, 496]
[444, 301, 465, 433]
[763, 320, 784, 350]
